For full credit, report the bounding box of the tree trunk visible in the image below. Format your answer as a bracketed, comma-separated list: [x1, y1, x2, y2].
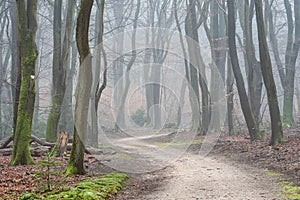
[46, 0, 63, 142]
[227, 0, 260, 141]
[115, 0, 140, 131]
[60, 41, 77, 134]
[46, 0, 74, 142]
[254, 0, 284, 146]
[88, 0, 105, 147]
[9, 0, 21, 135]
[65, 0, 93, 175]
[281, 0, 300, 127]
[226, 56, 235, 136]
[185, 0, 202, 132]
[10, 0, 38, 166]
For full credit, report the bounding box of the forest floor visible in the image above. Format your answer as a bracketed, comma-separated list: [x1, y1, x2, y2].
[0, 128, 299, 199]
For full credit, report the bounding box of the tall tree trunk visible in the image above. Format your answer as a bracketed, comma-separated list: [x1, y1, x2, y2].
[88, 0, 105, 147]
[227, 0, 260, 141]
[65, 0, 93, 175]
[10, 0, 38, 166]
[9, 0, 20, 135]
[112, 0, 126, 129]
[46, 0, 64, 142]
[46, 0, 75, 142]
[115, 0, 140, 131]
[226, 55, 235, 136]
[254, 0, 283, 146]
[185, 0, 201, 132]
[282, 0, 299, 126]
[209, 0, 226, 132]
[60, 41, 77, 134]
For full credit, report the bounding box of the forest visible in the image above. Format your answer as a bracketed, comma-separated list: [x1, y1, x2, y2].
[0, 0, 299, 199]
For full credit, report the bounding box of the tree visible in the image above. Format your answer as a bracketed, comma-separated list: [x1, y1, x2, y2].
[115, 0, 141, 131]
[10, 0, 38, 165]
[65, 0, 94, 175]
[266, 0, 300, 127]
[46, 0, 76, 142]
[88, 0, 106, 147]
[185, 0, 210, 134]
[254, 0, 283, 145]
[227, 0, 260, 141]
[240, 0, 263, 126]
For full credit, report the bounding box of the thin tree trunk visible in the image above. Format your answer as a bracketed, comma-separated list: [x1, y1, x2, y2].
[227, 0, 260, 141]
[254, 0, 283, 146]
[115, 0, 140, 131]
[226, 55, 235, 136]
[46, 0, 63, 142]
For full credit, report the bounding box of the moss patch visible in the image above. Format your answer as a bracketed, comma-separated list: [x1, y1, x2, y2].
[19, 173, 129, 200]
[154, 140, 202, 147]
[265, 170, 300, 199]
[279, 181, 300, 200]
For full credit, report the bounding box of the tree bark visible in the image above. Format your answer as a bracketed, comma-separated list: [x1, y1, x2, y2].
[46, 0, 75, 142]
[10, 0, 38, 166]
[115, 0, 140, 131]
[227, 0, 260, 141]
[254, 0, 284, 146]
[65, 0, 93, 175]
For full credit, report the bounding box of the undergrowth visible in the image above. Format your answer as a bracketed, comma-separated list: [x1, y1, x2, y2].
[19, 172, 129, 200]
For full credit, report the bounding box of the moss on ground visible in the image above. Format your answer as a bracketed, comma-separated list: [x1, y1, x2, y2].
[154, 140, 202, 147]
[265, 170, 300, 199]
[279, 181, 300, 200]
[19, 173, 129, 200]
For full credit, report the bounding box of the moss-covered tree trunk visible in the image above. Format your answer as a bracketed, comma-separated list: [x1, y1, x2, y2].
[227, 0, 260, 141]
[46, 0, 75, 142]
[46, 0, 63, 142]
[65, 0, 93, 175]
[10, 0, 38, 166]
[254, 0, 284, 146]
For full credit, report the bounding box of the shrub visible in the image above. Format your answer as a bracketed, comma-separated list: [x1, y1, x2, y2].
[130, 108, 147, 127]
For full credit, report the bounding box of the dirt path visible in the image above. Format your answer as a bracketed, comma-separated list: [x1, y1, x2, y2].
[139, 154, 281, 200]
[101, 130, 282, 199]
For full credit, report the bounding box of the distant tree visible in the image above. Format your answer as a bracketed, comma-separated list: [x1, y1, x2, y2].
[88, 0, 106, 147]
[254, 0, 283, 145]
[227, 0, 260, 140]
[266, 0, 300, 127]
[115, 0, 141, 131]
[239, 0, 263, 126]
[10, 0, 38, 165]
[65, 0, 93, 175]
[46, 0, 76, 142]
[185, 0, 210, 134]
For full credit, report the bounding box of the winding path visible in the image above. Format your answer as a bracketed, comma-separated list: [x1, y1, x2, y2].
[101, 129, 282, 199]
[140, 154, 281, 200]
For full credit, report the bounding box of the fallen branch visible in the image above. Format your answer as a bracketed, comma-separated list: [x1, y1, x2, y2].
[0, 136, 13, 149]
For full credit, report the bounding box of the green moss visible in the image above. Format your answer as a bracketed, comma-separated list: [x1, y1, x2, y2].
[114, 153, 133, 160]
[265, 170, 300, 199]
[19, 173, 129, 200]
[278, 181, 300, 199]
[264, 170, 281, 177]
[154, 140, 202, 147]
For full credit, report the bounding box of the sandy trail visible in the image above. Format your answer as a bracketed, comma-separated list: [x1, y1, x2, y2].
[139, 154, 281, 200]
[103, 130, 282, 199]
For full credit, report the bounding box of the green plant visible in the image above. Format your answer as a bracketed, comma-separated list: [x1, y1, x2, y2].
[130, 108, 147, 127]
[33, 154, 63, 192]
[19, 173, 129, 200]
